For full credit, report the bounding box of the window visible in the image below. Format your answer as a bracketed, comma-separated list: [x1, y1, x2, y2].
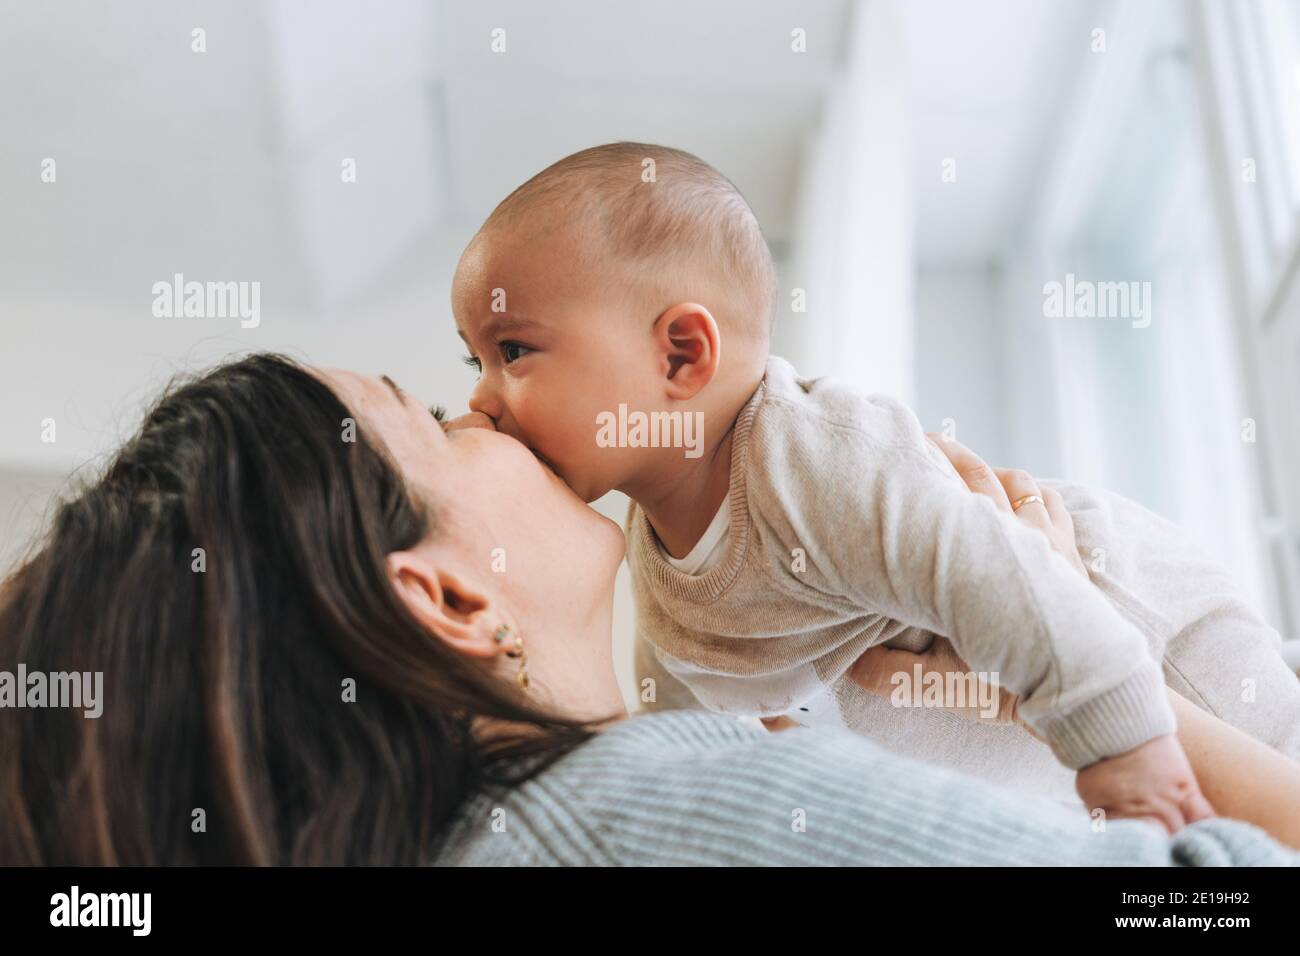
[1195, 0, 1300, 640]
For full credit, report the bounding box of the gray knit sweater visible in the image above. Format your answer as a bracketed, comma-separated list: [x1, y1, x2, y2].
[430, 709, 1296, 866]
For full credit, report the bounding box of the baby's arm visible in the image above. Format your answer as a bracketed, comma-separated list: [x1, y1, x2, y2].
[759, 396, 1175, 770]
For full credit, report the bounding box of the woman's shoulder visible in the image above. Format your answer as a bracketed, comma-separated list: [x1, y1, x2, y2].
[582, 708, 769, 755]
[431, 709, 907, 867]
[431, 709, 1299, 867]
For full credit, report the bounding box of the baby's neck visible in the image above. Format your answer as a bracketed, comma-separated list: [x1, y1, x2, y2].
[630, 426, 736, 560]
[622, 362, 761, 558]
[620, 356, 764, 558]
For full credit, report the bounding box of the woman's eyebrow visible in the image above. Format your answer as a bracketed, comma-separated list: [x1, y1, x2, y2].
[380, 374, 407, 403]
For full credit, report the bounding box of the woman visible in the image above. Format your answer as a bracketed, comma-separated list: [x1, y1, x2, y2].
[0, 353, 1294, 865]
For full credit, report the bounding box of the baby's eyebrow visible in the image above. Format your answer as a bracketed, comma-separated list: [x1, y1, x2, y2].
[474, 316, 547, 340]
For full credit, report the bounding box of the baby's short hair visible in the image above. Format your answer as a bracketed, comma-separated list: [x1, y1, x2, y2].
[483, 142, 778, 338]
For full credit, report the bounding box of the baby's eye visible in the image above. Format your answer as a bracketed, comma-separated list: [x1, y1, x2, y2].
[500, 341, 533, 364]
[462, 354, 482, 374]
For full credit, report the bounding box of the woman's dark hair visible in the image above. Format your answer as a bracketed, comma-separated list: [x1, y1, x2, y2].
[0, 353, 596, 865]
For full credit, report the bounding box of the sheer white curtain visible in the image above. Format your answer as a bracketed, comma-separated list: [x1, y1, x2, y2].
[1194, 0, 1300, 647]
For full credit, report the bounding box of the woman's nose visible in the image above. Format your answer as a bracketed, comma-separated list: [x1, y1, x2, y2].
[443, 410, 497, 433]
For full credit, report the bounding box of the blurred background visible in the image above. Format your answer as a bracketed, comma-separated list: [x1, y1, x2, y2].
[3, 0, 1300, 699]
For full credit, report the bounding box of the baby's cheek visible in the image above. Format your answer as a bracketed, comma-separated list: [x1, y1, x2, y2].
[522, 393, 586, 451]
[559, 419, 608, 472]
[510, 402, 579, 465]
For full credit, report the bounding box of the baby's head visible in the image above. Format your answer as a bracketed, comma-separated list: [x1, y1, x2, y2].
[452, 142, 777, 502]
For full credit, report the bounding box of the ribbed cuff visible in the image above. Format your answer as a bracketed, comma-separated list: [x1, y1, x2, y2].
[1172, 819, 1300, 866]
[1028, 663, 1176, 770]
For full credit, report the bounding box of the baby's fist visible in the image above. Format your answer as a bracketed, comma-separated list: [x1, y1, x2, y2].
[1075, 734, 1215, 833]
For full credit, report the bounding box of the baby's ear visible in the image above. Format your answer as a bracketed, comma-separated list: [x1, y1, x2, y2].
[652, 302, 721, 400]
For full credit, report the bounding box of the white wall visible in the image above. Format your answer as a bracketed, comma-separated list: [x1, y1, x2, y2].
[913, 265, 1007, 463]
[0, 469, 69, 575]
[0, 229, 472, 476]
[785, 0, 914, 399]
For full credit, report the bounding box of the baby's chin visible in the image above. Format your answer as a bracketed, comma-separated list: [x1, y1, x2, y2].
[560, 469, 610, 505]
[538, 454, 611, 504]
[527, 449, 592, 500]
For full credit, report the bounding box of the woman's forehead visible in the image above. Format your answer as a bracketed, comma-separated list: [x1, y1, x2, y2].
[314, 367, 397, 407]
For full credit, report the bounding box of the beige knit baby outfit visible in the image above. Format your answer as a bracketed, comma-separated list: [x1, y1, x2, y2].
[627, 357, 1300, 802]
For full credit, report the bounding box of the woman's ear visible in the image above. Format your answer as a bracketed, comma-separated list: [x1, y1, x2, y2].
[386, 550, 506, 660]
[652, 302, 721, 400]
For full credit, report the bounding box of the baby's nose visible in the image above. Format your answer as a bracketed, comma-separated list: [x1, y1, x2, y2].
[443, 410, 497, 433]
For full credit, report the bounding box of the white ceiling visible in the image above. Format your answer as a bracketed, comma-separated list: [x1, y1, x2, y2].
[0, 0, 1106, 478]
[899, 0, 1098, 265]
[438, 0, 848, 242]
[0, 0, 1096, 316]
[0, 0, 849, 315]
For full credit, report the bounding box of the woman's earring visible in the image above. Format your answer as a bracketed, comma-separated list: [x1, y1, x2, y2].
[494, 625, 530, 692]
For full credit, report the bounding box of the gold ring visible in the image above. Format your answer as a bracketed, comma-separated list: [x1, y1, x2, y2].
[1011, 494, 1044, 513]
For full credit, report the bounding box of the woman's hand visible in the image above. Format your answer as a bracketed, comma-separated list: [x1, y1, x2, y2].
[848, 636, 1038, 736]
[924, 433, 1089, 578]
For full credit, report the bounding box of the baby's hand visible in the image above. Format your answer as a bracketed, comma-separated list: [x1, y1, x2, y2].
[1075, 734, 1215, 833]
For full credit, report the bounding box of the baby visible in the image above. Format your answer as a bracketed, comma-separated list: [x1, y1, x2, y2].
[450, 142, 1300, 821]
